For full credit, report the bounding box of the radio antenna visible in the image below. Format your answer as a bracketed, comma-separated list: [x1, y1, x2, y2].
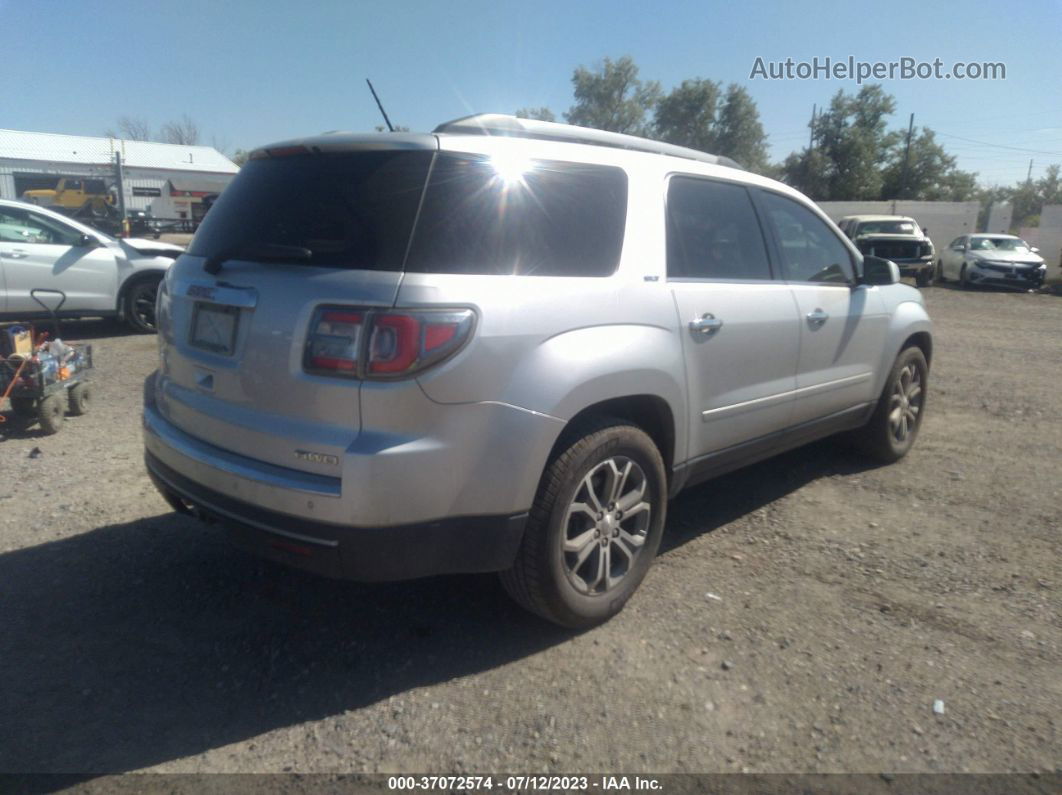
[366, 79, 395, 132]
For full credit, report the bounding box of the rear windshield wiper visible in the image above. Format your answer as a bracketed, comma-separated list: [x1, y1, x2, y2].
[204, 243, 313, 274]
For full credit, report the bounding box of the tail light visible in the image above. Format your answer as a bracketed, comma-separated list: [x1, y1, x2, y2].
[304, 307, 474, 379]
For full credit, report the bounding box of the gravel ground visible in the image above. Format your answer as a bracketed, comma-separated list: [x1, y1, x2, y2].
[0, 284, 1059, 777]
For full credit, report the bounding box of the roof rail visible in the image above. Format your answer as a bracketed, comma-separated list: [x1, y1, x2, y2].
[432, 114, 743, 171]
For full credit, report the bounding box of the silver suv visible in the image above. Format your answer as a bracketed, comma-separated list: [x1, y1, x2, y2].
[143, 115, 932, 627]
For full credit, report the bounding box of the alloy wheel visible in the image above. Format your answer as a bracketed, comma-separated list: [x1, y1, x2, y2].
[562, 456, 651, 595]
[888, 363, 923, 443]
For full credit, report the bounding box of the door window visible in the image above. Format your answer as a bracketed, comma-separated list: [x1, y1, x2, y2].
[760, 192, 854, 284]
[0, 208, 77, 245]
[21, 211, 82, 246]
[666, 177, 772, 280]
[0, 207, 38, 243]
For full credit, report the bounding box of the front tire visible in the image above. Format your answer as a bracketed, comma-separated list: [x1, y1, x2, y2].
[854, 347, 928, 463]
[500, 418, 667, 628]
[915, 268, 932, 288]
[959, 264, 970, 290]
[936, 261, 945, 283]
[123, 276, 162, 332]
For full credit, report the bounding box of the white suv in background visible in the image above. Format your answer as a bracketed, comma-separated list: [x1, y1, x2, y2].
[0, 199, 182, 331]
[144, 115, 933, 627]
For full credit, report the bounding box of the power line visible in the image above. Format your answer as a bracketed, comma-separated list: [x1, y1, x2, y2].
[933, 131, 1062, 157]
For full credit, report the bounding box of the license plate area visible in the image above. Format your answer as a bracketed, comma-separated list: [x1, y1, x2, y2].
[189, 302, 240, 355]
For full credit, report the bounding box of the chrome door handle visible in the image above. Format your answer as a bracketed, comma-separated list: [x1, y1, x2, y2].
[6, 249, 28, 259]
[806, 308, 829, 327]
[689, 313, 723, 335]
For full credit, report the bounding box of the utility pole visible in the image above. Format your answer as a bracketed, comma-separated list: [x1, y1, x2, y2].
[1027, 159, 1034, 182]
[803, 104, 816, 194]
[899, 113, 915, 200]
[114, 151, 127, 236]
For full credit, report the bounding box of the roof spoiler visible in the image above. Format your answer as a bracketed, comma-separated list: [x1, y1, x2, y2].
[433, 114, 744, 171]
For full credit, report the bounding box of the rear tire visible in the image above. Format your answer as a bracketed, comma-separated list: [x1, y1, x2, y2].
[500, 418, 667, 628]
[37, 394, 64, 435]
[68, 382, 91, 416]
[853, 347, 928, 463]
[123, 276, 162, 333]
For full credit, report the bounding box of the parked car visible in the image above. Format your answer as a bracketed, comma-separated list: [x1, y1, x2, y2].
[143, 114, 932, 627]
[936, 234, 1047, 290]
[837, 215, 935, 287]
[0, 199, 182, 331]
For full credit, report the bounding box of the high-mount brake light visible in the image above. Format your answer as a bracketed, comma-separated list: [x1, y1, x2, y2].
[304, 308, 474, 380]
[266, 145, 310, 158]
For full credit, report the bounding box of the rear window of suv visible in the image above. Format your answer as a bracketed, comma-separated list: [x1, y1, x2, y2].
[189, 150, 433, 270]
[405, 154, 627, 276]
[189, 150, 628, 277]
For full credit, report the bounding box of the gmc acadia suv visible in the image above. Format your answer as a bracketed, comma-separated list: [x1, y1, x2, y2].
[143, 114, 932, 627]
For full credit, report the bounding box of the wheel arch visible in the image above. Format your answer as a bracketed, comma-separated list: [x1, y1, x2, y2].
[902, 330, 933, 367]
[115, 268, 166, 315]
[547, 394, 677, 479]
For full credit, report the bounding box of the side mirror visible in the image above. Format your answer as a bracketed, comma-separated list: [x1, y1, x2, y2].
[1031, 247, 1040, 254]
[76, 233, 98, 248]
[861, 255, 900, 286]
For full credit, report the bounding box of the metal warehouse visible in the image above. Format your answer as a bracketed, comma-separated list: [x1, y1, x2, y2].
[0, 128, 239, 223]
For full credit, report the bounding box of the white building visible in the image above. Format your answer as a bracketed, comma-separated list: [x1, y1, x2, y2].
[0, 128, 239, 222]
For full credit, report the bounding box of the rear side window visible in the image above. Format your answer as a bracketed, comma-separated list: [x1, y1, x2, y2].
[666, 176, 772, 280]
[405, 154, 627, 276]
[188, 151, 433, 269]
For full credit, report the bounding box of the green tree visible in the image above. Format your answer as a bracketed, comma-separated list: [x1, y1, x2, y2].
[713, 85, 769, 174]
[653, 79, 769, 173]
[565, 55, 661, 136]
[782, 85, 899, 200]
[515, 107, 556, 122]
[880, 127, 978, 201]
[1037, 164, 1062, 206]
[653, 78, 721, 152]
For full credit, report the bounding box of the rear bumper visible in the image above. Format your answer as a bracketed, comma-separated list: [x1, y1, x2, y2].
[145, 450, 527, 581]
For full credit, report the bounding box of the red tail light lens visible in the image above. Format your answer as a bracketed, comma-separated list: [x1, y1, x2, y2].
[369, 314, 421, 374]
[305, 308, 474, 379]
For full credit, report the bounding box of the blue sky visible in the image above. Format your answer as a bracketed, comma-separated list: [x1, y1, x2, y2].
[4, 0, 1060, 186]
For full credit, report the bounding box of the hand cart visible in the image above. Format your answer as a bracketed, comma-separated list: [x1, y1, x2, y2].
[0, 289, 94, 435]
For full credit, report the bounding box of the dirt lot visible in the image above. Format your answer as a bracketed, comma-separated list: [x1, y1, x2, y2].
[0, 285, 1058, 778]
